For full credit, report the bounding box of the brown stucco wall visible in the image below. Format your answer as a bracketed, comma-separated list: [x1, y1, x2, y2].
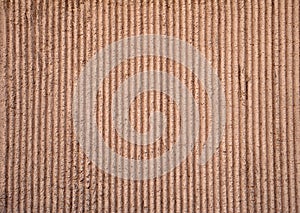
[0, 1, 299, 212]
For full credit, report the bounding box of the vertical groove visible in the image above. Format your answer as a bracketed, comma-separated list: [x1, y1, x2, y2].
[75, 0, 80, 210]
[82, 1, 87, 210]
[56, 0, 62, 210]
[62, 0, 68, 210]
[218, 0, 228, 212]
[226, 0, 234, 211]
[4, 0, 15, 211]
[286, 0, 297, 211]
[3, 0, 10, 210]
[95, 1, 99, 211]
[252, 0, 261, 211]
[265, 0, 276, 211]
[35, 0, 43, 211]
[49, 0, 55, 210]
[222, 0, 230, 211]
[99, 1, 104, 211]
[273, 0, 283, 211]
[204, 1, 209, 212]
[246, 0, 254, 210]
[272, 0, 279, 211]
[292, 0, 300, 212]
[13, 1, 18, 210]
[69, 0, 75, 211]
[278, 0, 286, 210]
[42, 0, 50, 210]
[16, 0, 22, 210]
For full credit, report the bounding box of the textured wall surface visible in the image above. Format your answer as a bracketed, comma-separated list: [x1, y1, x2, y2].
[0, 0, 299, 212]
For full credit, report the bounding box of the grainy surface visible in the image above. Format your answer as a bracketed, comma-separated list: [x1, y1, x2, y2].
[0, 0, 299, 212]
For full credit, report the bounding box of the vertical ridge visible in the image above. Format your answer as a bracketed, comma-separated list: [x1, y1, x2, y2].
[292, 0, 300, 211]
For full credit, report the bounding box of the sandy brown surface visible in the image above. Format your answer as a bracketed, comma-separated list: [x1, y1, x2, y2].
[0, 0, 299, 212]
